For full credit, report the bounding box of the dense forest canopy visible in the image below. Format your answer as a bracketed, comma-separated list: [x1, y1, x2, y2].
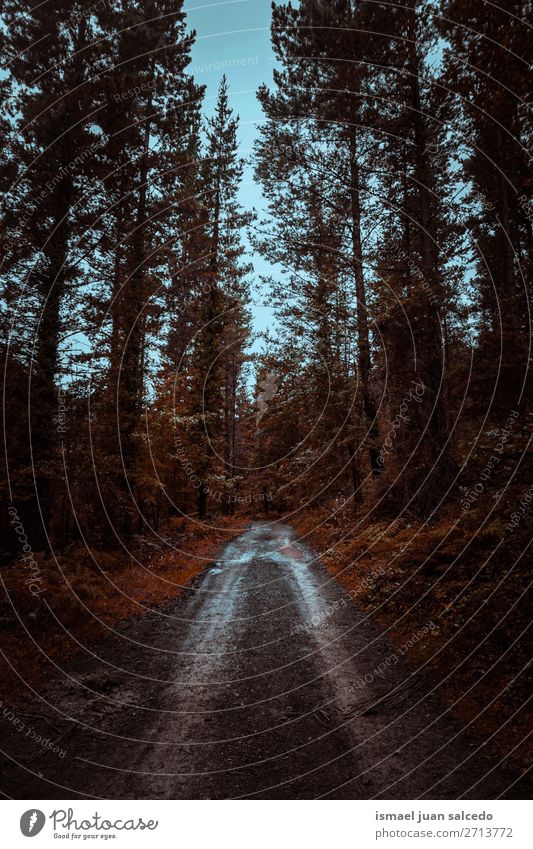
[0, 0, 530, 555]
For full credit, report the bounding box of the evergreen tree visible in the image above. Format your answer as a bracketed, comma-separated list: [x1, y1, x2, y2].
[255, 0, 398, 479]
[1, 1, 100, 546]
[188, 77, 251, 518]
[86, 0, 204, 541]
[438, 0, 532, 413]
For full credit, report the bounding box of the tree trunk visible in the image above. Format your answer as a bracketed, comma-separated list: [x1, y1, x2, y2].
[119, 84, 154, 539]
[406, 0, 453, 490]
[198, 484, 207, 520]
[31, 177, 72, 547]
[348, 131, 381, 475]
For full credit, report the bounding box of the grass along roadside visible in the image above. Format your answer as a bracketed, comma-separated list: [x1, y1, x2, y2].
[0, 516, 244, 704]
[294, 503, 532, 773]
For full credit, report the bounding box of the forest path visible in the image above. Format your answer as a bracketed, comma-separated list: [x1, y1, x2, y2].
[2, 521, 529, 799]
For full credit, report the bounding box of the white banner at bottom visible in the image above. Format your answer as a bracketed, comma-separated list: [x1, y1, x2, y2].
[1, 799, 530, 848]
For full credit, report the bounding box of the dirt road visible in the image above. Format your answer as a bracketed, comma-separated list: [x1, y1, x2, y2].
[1, 521, 529, 799]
